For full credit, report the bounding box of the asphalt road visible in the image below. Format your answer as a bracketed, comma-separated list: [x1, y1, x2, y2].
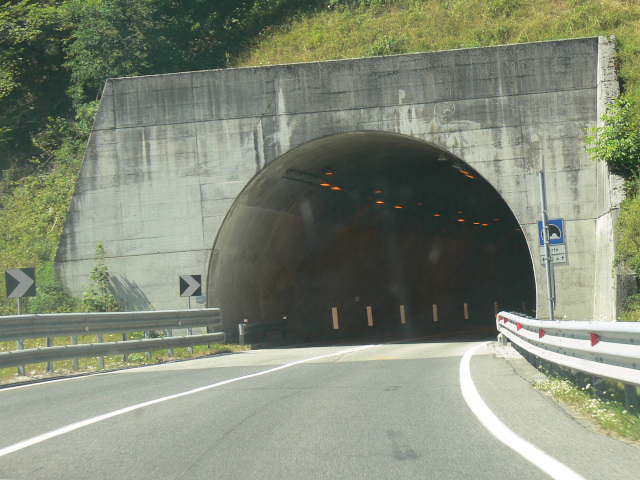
[0, 339, 638, 479]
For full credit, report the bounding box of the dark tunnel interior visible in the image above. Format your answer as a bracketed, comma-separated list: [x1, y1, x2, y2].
[208, 131, 536, 342]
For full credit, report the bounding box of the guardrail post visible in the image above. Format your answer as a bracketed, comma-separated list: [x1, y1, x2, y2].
[188, 327, 193, 355]
[166, 329, 174, 357]
[122, 333, 128, 362]
[238, 323, 245, 346]
[71, 335, 79, 371]
[624, 384, 638, 411]
[17, 339, 25, 377]
[97, 334, 104, 369]
[145, 331, 151, 360]
[46, 337, 53, 373]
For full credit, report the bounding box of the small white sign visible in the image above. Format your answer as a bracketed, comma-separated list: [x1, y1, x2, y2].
[540, 245, 567, 264]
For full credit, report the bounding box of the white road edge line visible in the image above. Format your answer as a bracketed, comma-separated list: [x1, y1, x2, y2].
[460, 342, 586, 480]
[0, 344, 376, 458]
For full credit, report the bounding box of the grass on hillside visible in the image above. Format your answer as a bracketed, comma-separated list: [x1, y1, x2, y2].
[239, 0, 640, 102]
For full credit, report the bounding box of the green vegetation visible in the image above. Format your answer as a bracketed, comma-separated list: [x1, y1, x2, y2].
[586, 99, 640, 175]
[585, 97, 640, 322]
[1, 0, 640, 321]
[534, 374, 640, 442]
[81, 241, 121, 312]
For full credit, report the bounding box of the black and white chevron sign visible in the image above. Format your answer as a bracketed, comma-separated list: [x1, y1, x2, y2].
[179, 275, 202, 297]
[5, 268, 36, 298]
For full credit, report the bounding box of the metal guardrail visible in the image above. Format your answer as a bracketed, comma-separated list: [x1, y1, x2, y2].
[0, 309, 224, 370]
[238, 322, 287, 346]
[0, 308, 221, 342]
[496, 311, 640, 408]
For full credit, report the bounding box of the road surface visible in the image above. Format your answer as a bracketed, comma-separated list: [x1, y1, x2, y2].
[0, 339, 638, 479]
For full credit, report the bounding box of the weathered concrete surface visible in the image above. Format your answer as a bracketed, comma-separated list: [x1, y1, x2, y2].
[55, 36, 619, 321]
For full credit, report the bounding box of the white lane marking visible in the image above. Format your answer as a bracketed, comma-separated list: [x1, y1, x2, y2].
[0, 344, 376, 458]
[460, 342, 586, 480]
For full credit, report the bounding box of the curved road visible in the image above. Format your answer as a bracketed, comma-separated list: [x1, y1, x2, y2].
[0, 340, 638, 479]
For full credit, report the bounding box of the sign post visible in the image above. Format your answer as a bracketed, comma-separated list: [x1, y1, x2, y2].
[538, 171, 556, 320]
[5, 268, 37, 376]
[180, 275, 202, 354]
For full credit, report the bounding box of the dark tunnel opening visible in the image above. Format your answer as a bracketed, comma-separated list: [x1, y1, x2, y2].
[208, 131, 536, 342]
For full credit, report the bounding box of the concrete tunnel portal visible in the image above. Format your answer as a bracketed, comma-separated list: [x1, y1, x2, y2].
[208, 131, 536, 341]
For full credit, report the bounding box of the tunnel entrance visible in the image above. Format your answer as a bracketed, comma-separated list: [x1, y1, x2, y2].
[208, 132, 535, 341]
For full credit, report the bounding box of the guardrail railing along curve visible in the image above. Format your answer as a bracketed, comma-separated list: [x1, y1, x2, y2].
[496, 311, 640, 410]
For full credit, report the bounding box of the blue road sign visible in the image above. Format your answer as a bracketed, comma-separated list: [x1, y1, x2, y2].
[538, 219, 565, 246]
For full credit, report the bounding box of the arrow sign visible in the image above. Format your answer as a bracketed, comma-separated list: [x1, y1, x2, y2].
[180, 275, 202, 297]
[5, 268, 36, 298]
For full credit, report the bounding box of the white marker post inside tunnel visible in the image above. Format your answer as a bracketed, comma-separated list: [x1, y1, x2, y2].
[433, 304, 438, 322]
[332, 307, 339, 330]
[367, 306, 373, 327]
[494, 302, 499, 315]
[400, 305, 406, 324]
[464, 303, 469, 320]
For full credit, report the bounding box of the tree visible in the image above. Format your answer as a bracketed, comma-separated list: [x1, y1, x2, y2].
[82, 241, 120, 312]
[0, 0, 72, 172]
[63, 0, 330, 106]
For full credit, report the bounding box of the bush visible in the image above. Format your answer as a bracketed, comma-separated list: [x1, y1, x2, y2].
[585, 98, 640, 174]
[81, 241, 121, 312]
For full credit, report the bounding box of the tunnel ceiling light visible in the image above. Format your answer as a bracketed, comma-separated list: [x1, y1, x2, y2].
[457, 210, 463, 214]
[394, 205, 403, 209]
[457, 218, 465, 222]
[331, 186, 342, 191]
[417, 202, 423, 206]
[437, 153, 448, 162]
[374, 190, 382, 194]
[465, 174, 475, 179]
[376, 200, 385, 204]
[320, 183, 331, 187]
[482, 223, 489, 226]
[434, 213, 441, 217]
[494, 218, 500, 221]
[460, 170, 469, 175]
[473, 222, 480, 225]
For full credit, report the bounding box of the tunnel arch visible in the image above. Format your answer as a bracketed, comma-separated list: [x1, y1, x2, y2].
[208, 131, 536, 341]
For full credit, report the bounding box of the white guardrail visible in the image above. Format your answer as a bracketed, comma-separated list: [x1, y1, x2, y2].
[496, 311, 640, 409]
[0, 309, 224, 370]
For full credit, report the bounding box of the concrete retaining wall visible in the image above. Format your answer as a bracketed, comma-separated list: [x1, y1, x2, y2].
[55, 36, 619, 320]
